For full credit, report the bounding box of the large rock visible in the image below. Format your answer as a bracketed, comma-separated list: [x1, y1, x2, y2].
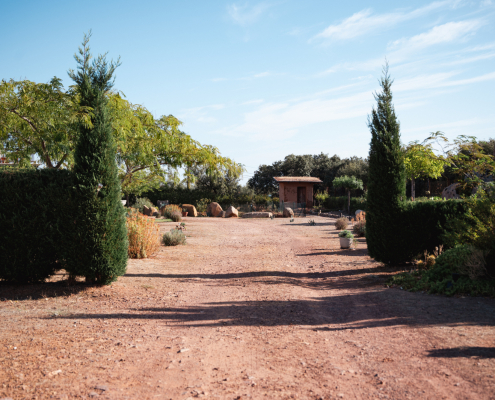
[225, 206, 238, 218]
[143, 205, 151, 216]
[242, 212, 273, 219]
[207, 202, 223, 217]
[182, 204, 198, 217]
[442, 183, 460, 200]
[150, 207, 159, 217]
[355, 209, 366, 221]
[283, 207, 294, 218]
[217, 211, 226, 218]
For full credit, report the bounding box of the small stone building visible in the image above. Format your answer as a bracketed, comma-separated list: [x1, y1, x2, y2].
[274, 177, 323, 208]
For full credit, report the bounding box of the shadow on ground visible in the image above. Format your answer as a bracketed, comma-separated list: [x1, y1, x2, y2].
[427, 347, 495, 359]
[55, 287, 495, 331]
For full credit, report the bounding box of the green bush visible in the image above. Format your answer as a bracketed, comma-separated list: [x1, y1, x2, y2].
[338, 230, 354, 238]
[388, 244, 495, 296]
[169, 211, 182, 222]
[162, 229, 186, 246]
[68, 40, 128, 284]
[0, 169, 78, 283]
[367, 200, 466, 264]
[323, 196, 367, 213]
[132, 197, 154, 214]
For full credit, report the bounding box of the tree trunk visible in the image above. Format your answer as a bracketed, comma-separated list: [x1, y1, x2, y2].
[411, 176, 415, 200]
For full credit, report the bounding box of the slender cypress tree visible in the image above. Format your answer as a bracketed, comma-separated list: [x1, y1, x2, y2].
[366, 64, 406, 264]
[68, 33, 128, 284]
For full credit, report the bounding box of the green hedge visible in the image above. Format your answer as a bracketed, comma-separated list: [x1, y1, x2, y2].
[0, 169, 78, 283]
[369, 200, 467, 264]
[322, 196, 367, 213]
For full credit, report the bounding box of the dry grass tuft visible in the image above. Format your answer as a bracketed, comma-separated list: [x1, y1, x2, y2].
[126, 209, 161, 259]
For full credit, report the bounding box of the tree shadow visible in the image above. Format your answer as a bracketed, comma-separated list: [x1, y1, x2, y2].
[427, 347, 495, 359]
[55, 289, 495, 331]
[0, 273, 98, 300]
[297, 248, 369, 257]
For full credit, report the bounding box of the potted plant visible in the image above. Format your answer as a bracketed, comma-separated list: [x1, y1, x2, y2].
[182, 208, 188, 217]
[338, 230, 354, 249]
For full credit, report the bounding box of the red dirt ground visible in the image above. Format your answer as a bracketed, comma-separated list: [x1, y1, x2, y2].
[1, 216, 495, 400]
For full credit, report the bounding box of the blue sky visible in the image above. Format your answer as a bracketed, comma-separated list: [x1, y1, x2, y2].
[1, 0, 494, 183]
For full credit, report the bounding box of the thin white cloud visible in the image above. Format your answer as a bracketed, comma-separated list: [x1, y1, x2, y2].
[227, 2, 271, 26]
[178, 104, 225, 123]
[253, 71, 270, 78]
[395, 71, 495, 92]
[311, 1, 458, 42]
[241, 99, 265, 105]
[389, 20, 484, 51]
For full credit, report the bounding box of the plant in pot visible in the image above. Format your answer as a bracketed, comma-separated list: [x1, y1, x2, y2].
[338, 230, 354, 249]
[182, 208, 188, 217]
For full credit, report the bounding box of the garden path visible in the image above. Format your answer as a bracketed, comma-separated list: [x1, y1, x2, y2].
[1, 216, 495, 399]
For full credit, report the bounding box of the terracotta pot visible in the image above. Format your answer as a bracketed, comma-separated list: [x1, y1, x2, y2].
[339, 237, 353, 249]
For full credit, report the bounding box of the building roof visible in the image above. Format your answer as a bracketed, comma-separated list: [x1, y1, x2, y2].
[273, 176, 323, 183]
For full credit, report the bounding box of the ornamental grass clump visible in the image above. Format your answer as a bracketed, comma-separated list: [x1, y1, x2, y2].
[162, 228, 186, 246]
[162, 204, 182, 221]
[335, 217, 348, 230]
[126, 209, 160, 259]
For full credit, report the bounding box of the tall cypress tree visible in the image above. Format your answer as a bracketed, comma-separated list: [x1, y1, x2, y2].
[366, 64, 406, 264]
[68, 33, 128, 284]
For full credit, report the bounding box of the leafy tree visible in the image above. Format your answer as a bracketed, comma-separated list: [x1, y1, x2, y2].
[0, 78, 84, 168]
[403, 142, 446, 199]
[332, 175, 363, 215]
[68, 33, 128, 284]
[336, 156, 368, 189]
[366, 64, 406, 264]
[422, 132, 495, 194]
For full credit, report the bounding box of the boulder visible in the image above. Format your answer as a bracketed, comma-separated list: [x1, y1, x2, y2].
[143, 205, 151, 216]
[150, 207, 159, 217]
[242, 212, 273, 219]
[207, 202, 223, 217]
[442, 183, 460, 200]
[182, 204, 198, 217]
[355, 210, 366, 221]
[225, 206, 238, 218]
[283, 207, 294, 218]
[217, 211, 226, 218]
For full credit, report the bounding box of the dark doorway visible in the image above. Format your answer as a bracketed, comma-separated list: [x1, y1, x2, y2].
[297, 187, 306, 204]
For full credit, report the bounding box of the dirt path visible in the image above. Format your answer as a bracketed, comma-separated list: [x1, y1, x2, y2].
[1, 216, 495, 400]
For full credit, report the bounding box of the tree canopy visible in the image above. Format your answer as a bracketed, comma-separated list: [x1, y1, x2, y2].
[0, 70, 242, 200]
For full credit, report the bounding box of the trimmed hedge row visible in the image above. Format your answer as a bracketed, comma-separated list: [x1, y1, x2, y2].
[322, 196, 367, 213]
[0, 169, 78, 283]
[368, 199, 467, 264]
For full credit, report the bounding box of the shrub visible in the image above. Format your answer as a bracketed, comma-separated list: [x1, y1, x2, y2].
[169, 211, 182, 222]
[162, 228, 187, 246]
[338, 230, 354, 238]
[133, 197, 154, 214]
[388, 244, 495, 296]
[308, 219, 316, 226]
[366, 66, 406, 265]
[126, 209, 160, 259]
[323, 196, 367, 213]
[335, 217, 348, 230]
[68, 38, 128, 284]
[364, 200, 466, 264]
[0, 169, 78, 283]
[353, 220, 366, 237]
[196, 198, 211, 213]
[161, 204, 182, 219]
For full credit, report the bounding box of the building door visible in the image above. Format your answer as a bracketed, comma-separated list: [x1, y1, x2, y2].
[297, 187, 306, 204]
